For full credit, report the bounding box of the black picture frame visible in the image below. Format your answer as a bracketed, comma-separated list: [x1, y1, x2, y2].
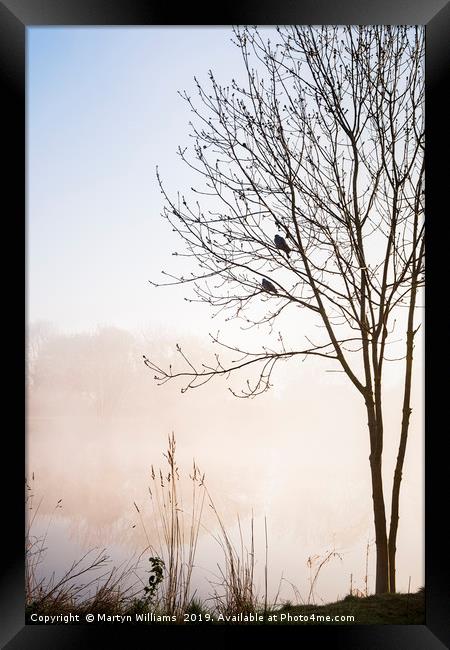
[1, 1, 448, 647]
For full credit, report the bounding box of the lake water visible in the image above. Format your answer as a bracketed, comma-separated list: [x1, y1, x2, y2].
[26, 404, 424, 605]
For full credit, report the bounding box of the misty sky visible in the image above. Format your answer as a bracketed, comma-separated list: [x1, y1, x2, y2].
[27, 27, 254, 336]
[27, 27, 424, 604]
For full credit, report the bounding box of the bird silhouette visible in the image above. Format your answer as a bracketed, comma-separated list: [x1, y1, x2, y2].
[262, 278, 278, 294]
[274, 234, 291, 257]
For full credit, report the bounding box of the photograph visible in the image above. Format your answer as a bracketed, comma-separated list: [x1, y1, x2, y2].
[25, 24, 426, 627]
[2, 2, 449, 645]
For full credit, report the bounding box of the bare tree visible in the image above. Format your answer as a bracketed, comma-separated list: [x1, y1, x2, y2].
[145, 26, 424, 594]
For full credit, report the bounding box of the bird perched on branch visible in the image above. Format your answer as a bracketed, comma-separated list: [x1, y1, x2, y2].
[274, 234, 291, 257]
[262, 278, 278, 294]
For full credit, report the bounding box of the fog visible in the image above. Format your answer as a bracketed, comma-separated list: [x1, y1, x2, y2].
[26, 322, 424, 604]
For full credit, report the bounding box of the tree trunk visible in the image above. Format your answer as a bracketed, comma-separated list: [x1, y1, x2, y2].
[388, 406, 412, 594]
[388, 279, 418, 593]
[366, 400, 390, 594]
[370, 453, 389, 593]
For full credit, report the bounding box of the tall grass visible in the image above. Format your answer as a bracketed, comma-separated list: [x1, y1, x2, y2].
[208, 510, 258, 615]
[25, 476, 144, 615]
[135, 432, 271, 618]
[134, 432, 207, 618]
[307, 547, 343, 605]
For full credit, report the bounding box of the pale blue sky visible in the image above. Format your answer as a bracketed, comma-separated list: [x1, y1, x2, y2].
[27, 27, 255, 335]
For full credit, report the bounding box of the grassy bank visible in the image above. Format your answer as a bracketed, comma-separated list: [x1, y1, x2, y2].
[275, 589, 425, 625]
[26, 589, 425, 625]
